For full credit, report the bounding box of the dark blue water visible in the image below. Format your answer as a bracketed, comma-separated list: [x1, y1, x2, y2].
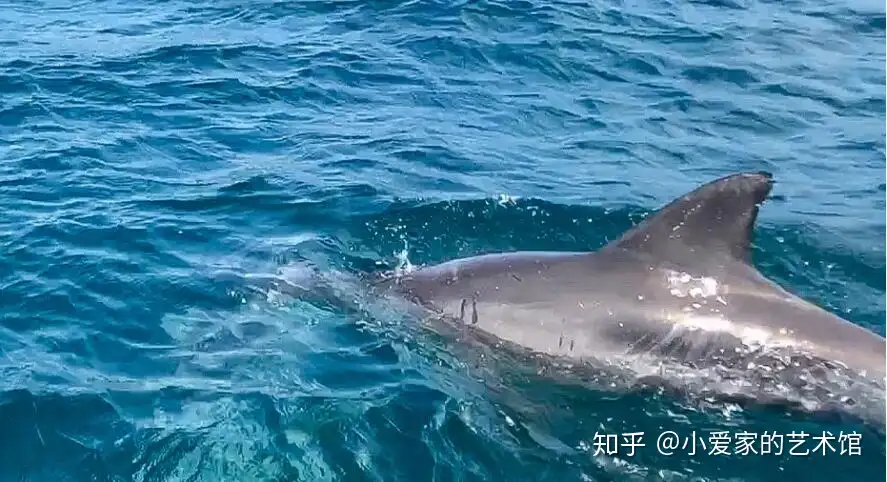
[0, 0, 884, 480]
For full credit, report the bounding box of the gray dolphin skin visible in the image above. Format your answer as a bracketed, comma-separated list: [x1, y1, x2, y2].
[379, 172, 887, 390]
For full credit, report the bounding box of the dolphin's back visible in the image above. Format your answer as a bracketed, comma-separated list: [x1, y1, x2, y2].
[383, 172, 886, 382]
[389, 250, 655, 359]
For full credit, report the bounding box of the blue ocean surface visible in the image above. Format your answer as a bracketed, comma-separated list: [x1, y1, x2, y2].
[0, 0, 884, 480]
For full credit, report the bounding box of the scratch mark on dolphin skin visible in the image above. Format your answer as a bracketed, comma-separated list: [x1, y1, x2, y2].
[471, 298, 478, 325]
[511, 274, 522, 282]
[570, 339, 574, 351]
[459, 299, 466, 322]
[559, 335, 564, 348]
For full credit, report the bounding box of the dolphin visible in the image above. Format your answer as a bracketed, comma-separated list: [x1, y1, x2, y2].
[374, 171, 887, 405]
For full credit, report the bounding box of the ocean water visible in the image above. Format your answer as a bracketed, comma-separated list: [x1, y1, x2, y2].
[0, 0, 884, 480]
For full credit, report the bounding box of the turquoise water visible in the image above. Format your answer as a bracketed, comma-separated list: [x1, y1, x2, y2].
[0, 0, 884, 480]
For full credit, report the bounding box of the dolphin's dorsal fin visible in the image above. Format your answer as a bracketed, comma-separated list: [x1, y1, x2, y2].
[602, 171, 774, 264]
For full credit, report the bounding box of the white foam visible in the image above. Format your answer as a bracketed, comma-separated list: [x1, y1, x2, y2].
[671, 314, 774, 347]
[665, 270, 721, 299]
